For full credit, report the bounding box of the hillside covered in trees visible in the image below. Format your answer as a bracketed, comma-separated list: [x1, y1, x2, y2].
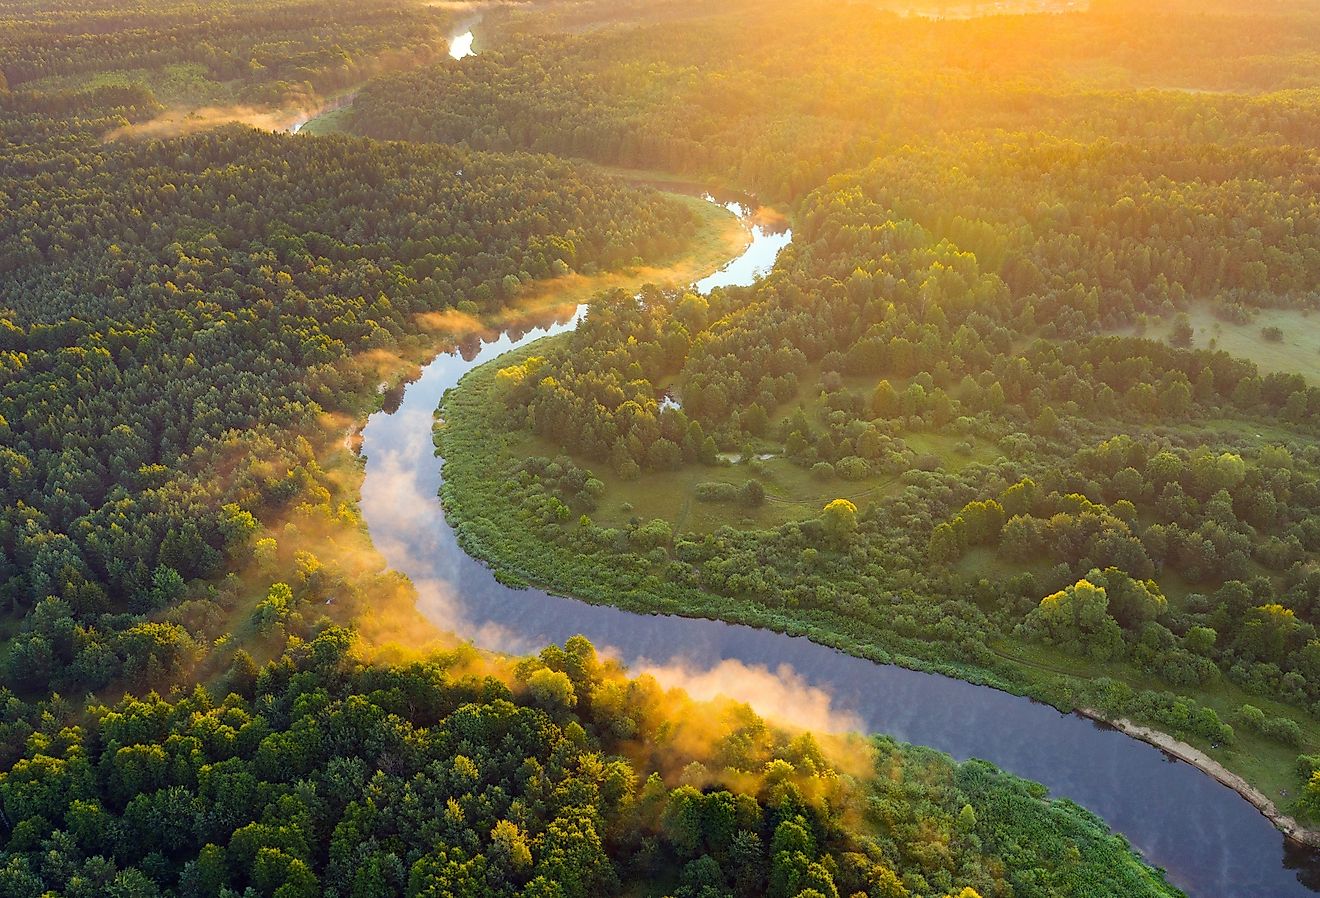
[0, 0, 452, 108]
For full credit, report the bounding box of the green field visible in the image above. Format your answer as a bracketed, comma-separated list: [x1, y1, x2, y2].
[1122, 304, 1320, 381]
[298, 105, 352, 134]
[502, 350, 1003, 533]
[512, 424, 905, 531]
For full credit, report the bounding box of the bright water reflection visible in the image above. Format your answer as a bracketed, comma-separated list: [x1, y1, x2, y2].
[449, 31, 475, 60]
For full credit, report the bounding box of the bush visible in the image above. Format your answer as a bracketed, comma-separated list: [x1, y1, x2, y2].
[740, 480, 766, 507]
[835, 456, 870, 481]
[1262, 716, 1304, 747]
[695, 482, 740, 503]
[1238, 704, 1303, 746]
[630, 519, 673, 551]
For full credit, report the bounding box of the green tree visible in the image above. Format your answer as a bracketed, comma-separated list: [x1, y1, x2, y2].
[1170, 314, 1194, 347]
[821, 499, 859, 545]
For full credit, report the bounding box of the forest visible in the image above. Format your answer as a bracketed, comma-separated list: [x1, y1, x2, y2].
[0, 631, 1179, 898]
[0, 94, 694, 697]
[350, 0, 1320, 199]
[408, 0, 1320, 828]
[0, 19, 697, 790]
[0, 0, 452, 108]
[0, 0, 1316, 893]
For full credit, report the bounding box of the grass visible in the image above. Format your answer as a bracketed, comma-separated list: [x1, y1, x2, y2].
[991, 636, 1320, 808]
[956, 546, 1055, 581]
[495, 342, 1001, 534]
[904, 431, 1002, 471]
[23, 63, 234, 107]
[512, 423, 904, 532]
[1116, 303, 1320, 381]
[1191, 414, 1320, 450]
[514, 424, 999, 534]
[298, 106, 352, 134]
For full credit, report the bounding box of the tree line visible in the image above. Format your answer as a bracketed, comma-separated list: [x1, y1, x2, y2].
[0, 629, 1182, 898]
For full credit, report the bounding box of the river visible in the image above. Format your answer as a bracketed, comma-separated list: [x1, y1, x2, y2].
[353, 193, 1320, 896]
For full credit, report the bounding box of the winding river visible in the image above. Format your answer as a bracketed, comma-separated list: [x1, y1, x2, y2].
[333, 22, 1320, 896]
[355, 194, 1320, 896]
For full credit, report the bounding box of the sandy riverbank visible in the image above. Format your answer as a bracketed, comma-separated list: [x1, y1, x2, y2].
[1079, 707, 1320, 848]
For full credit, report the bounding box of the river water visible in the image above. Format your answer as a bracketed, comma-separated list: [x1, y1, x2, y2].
[354, 195, 1320, 897]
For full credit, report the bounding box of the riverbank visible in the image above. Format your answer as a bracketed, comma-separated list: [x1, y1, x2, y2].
[1079, 708, 1320, 849]
[425, 340, 1320, 894]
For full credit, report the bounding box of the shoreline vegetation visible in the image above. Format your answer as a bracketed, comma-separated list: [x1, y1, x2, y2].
[336, 186, 748, 451]
[434, 335, 1320, 848]
[0, 627, 1190, 898]
[323, 191, 1187, 892]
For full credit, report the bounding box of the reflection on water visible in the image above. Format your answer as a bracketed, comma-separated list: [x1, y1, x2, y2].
[357, 194, 1320, 898]
[449, 30, 475, 59]
[694, 195, 792, 292]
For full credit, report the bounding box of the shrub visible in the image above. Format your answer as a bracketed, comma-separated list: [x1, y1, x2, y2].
[630, 519, 674, 551]
[835, 456, 870, 481]
[695, 482, 739, 503]
[740, 480, 766, 507]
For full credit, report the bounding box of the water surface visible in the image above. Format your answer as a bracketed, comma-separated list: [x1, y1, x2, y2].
[449, 30, 476, 59]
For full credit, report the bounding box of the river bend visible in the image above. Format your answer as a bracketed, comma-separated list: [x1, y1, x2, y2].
[358, 195, 1320, 897]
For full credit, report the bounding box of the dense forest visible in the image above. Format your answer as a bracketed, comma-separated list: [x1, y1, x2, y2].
[350, 0, 1320, 199]
[409, 0, 1320, 824]
[0, 0, 1314, 893]
[0, 63, 695, 761]
[0, 629, 1180, 898]
[0, 0, 451, 107]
